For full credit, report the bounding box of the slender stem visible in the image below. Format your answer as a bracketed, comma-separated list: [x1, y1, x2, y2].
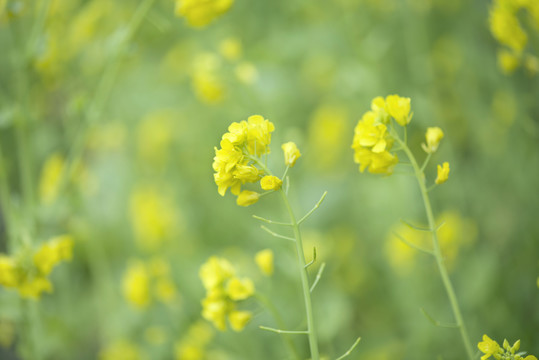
[255, 293, 301, 360]
[394, 134, 474, 360]
[0, 146, 15, 249]
[279, 189, 320, 360]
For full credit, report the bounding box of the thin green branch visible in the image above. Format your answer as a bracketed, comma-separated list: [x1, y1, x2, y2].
[335, 336, 362, 360]
[400, 218, 431, 232]
[304, 247, 316, 269]
[298, 191, 328, 225]
[420, 308, 459, 329]
[420, 153, 432, 173]
[393, 231, 434, 255]
[310, 262, 326, 293]
[252, 215, 292, 227]
[259, 326, 308, 335]
[260, 226, 295, 242]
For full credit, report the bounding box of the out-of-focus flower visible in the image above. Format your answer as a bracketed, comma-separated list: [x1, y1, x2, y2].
[498, 49, 520, 74]
[422, 127, 444, 154]
[174, 321, 214, 360]
[129, 186, 179, 251]
[39, 153, 65, 205]
[234, 62, 258, 85]
[175, 0, 234, 27]
[122, 257, 178, 309]
[435, 162, 450, 184]
[255, 249, 274, 276]
[99, 339, 145, 360]
[260, 175, 282, 191]
[0, 236, 74, 299]
[199, 256, 254, 331]
[219, 37, 242, 61]
[192, 53, 225, 104]
[281, 142, 301, 167]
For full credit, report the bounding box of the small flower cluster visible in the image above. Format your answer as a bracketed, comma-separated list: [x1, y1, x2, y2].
[351, 95, 411, 174]
[478, 334, 537, 360]
[122, 257, 178, 309]
[175, 0, 234, 27]
[199, 256, 254, 331]
[0, 236, 74, 299]
[489, 0, 539, 74]
[213, 116, 301, 207]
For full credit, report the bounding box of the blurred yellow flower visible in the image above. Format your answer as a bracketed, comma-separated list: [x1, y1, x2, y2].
[422, 127, 444, 154]
[281, 141, 301, 167]
[435, 162, 450, 184]
[219, 37, 242, 61]
[260, 175, 282, 191]
[99, 339, 144, 360]
[255, 249, 274, 276]
[0, 255, 20, 288]
[199, 256, 254, 331]
[192, 53, 225, 104]
[39, 153, 65, 205]
[129, 186, 178, 251]
[174, 321, 214, 360]
[137, 111, 176, 168]
[235, 62, 258, 85]
[122, 260, 151, 309]
[498, 49, 520, 74]
[33, 235, 74, 276]
[236, 190, 260, 207]
[385, 95, 412, 126]
[175, 0, 234, 27]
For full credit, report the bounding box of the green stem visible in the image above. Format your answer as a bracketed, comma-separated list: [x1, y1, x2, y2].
[255, 293, 301, 360]
[248, 154, 320, 359]
[394, 135, 474, 360]
[279, 190, 320, 360]
[0, 146, 15, 249]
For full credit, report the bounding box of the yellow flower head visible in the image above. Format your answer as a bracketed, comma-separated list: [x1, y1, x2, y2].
[39, 153, 65, 205]
[228, 310, 252, 332]
[175, 0, 234, 28]
[226, 277, 254, 300]
[236, 190, 260, 207]
[33, 235, 74, 276]
[385, 95, 412, 126]
[199, 256, 235, 291]
[478, 335, 502, 360]
[255, 249, 274, 276]
[219, 37, 242, 61]
[213, 116, 274, 200]
[260, 175, 282, 191]
[281, 142, 301, 167]
[435, 162, 450, 184]
[422, 127, 444, 154]
[498, 49, 520, 74]
[0, 255, 20, 288]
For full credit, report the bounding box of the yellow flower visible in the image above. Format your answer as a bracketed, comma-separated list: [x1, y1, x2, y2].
[39, 153, 65, 205]
[235, 62, 258, 85]
[33, 235, 74, 276]
[226, 277, 254, 300]
[260, 175, 282, 191]
[99, 340, 144, 360]
[0, 255, 20, 288]
[371, 96, 390, 123]
[122, 260, 151, 309]
[228, 310, 252, 332]
[219, 37, 242, 61]
[199, 257, 254, 331]
[281, 142, 301, 167]
[236, 190, 260, 207]
[489, 3, 527, 54]
[385, 95, 411, 126]
[422, 127, 444, 154]
[246, 115, 275, 156]
[498, 49, 520, 74]
[435, 162, 450, 184]
[255, 249, 274, 276]
[175, 0, 234, 27]
[478, 335, 502, 360]
[17, 277, 53, 299]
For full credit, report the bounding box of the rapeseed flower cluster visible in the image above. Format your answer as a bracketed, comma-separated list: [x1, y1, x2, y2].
[122, 257, 178, 309]
[351, 95, 411, 174]
[0, 236, 74, 299]
[175, 0, 233, 27]
[489, 0, 539, 74]
[199, 256, 254, 331]
[213, 115, 274, 205]
[478, 334, 537, 360]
